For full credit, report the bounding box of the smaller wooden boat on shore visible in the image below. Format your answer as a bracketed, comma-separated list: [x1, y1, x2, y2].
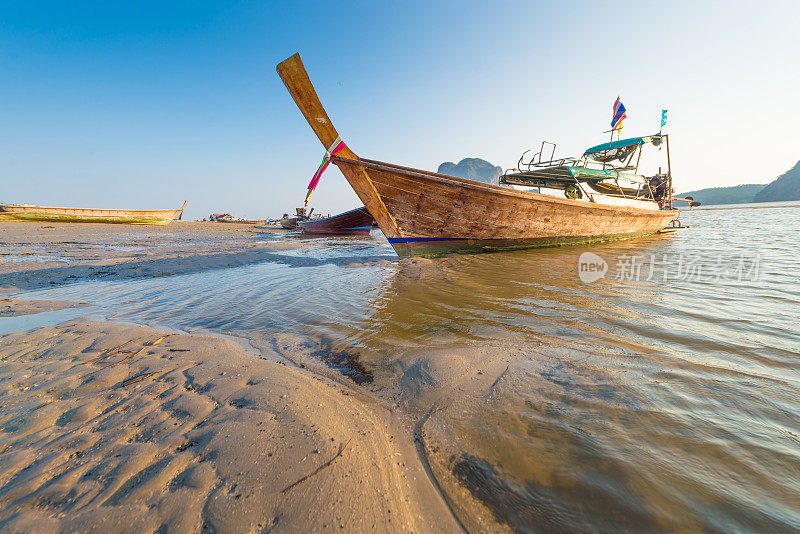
[298, 207, 374, 235]
[279, 217, 299, 229]
[0, 201, 187, 225]
[280, 207, 316, 229]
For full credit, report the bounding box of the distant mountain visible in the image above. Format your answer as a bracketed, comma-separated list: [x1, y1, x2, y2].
[676, 184, 766, 205]
[677, 159, 800, 206]
[438, 158, 502, 185]
[753, 160, 800, 202]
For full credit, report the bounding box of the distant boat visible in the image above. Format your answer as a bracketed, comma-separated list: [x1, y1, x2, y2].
[298, 207, 374, 235]
[279, 217, 299, 229]
[0, 201, 187, 225]
[279, 207, 315, 229]
[255, 218, 286, 230]
[277, 53, 679, 257]
[207, 213, 265, 224]
[211, 219, 266, 225]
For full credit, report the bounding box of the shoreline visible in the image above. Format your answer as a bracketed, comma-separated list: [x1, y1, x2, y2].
[0, 221, 392, 291]
[1, 297, 88, 317]
[0, 222, 466, 531]
[0, 298, 461, 532]
[0, 221, 298, 292]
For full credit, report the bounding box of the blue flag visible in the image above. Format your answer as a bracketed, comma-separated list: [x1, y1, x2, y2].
[661, 109, 668, 128]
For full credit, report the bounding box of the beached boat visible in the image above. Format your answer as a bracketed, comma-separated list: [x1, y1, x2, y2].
[279, 207, 316, 229]
[279, 217, 298, 229]
[277, 54, 679, 257]
[0, 201, 187, 225]
[298, 206, 374, 235]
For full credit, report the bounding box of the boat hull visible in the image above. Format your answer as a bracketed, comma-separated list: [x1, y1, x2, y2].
[388, 231, 667, 257]
[298, 207, 374, 235]
[333, 157, 679, 257]
[279, 217, 299, 229]
[0, 202, 187, 225]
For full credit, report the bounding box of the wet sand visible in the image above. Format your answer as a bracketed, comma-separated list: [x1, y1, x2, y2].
[0, 221, 299, 291]
[0, 298, 87, 318]
[0, 301, 459, 532]
[0, 223, 460, 532]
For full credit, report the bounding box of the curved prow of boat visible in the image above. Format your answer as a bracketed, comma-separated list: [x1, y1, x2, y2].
[175, 200, 188, 221]
[276, 54, 401, 239]
[298, 206, 374, 235]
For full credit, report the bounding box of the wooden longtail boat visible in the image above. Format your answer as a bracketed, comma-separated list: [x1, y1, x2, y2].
[298, 206, 374, 235]
[0, 201, 187, 225]
[276, 54, 679, 257]
[280, 207, 317, 229]
[279, 217, 299, 229]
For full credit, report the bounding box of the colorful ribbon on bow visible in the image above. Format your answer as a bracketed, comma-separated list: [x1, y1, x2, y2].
[304, 137, 348, 206]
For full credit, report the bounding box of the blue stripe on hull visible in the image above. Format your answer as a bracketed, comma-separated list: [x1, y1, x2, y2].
[387, 237, 468, 243]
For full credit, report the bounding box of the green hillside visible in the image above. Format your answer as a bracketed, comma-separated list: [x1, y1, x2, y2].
[753, 160, 800, 202]
[678, 159, 800, 206]
[676, 184, 766, 205]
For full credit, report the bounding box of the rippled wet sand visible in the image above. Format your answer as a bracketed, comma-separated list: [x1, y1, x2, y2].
[6, 203, 800, 531]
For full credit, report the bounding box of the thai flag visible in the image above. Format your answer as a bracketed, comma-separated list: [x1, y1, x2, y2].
[611, 97, 627, 129]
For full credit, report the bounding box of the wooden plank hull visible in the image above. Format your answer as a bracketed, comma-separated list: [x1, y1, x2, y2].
[0, 201, 187, 225]
[333, 157, 679, 257]
[298, 207, 374, 235]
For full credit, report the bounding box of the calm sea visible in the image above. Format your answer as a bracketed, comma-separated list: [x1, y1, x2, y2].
[15, 201, 800, 532]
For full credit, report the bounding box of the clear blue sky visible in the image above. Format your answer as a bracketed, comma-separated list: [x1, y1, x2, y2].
[2, 1, 798, 219]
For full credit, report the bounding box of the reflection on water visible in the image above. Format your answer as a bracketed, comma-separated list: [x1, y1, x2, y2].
[17, 205, 800, 532]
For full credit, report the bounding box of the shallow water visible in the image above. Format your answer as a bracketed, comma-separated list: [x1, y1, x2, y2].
[15, 202, 800, 532]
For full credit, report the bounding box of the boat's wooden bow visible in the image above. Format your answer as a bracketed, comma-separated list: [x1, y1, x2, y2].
[276, 53, 401, 238]
[176, 200, 188, 221]
[276, 54, 355, 159]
